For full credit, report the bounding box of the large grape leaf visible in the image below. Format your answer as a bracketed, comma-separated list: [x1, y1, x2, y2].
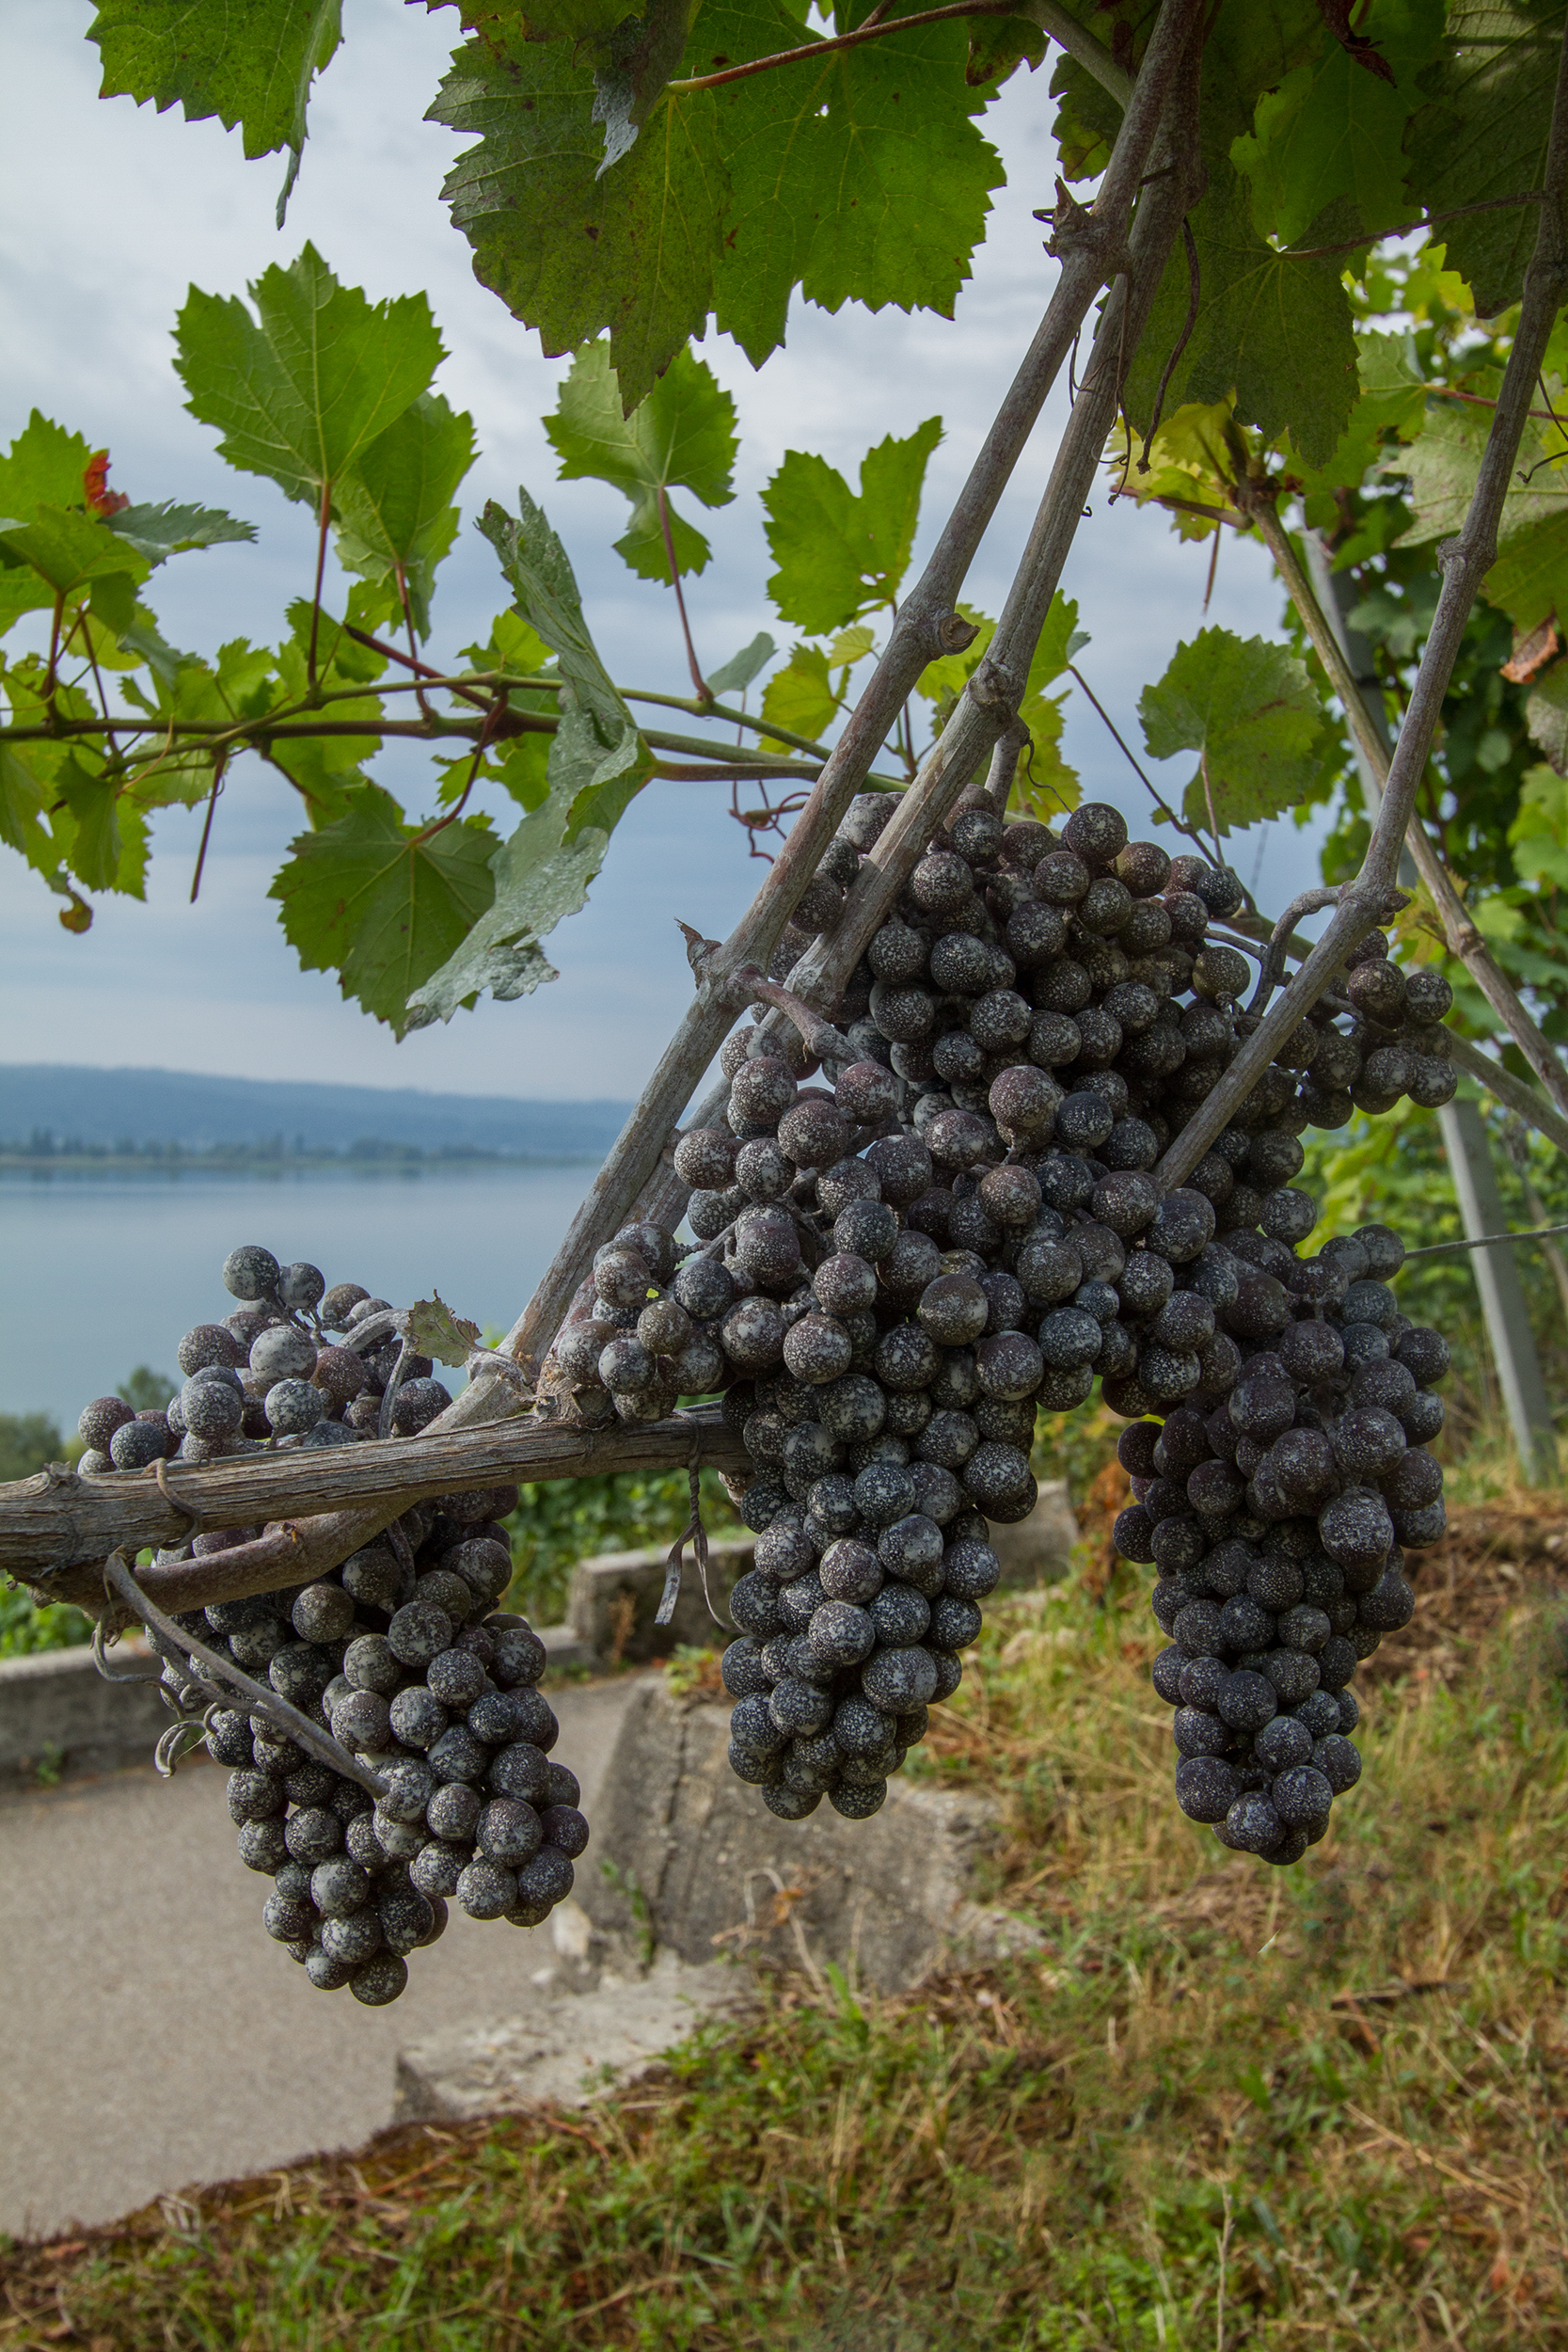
[430, 34, 722, 411]
[88, 0, 342, 221]
[333, 394, 476, 637]
[1139, 628, 1324, 834]
[764, 418, 942, 633]
[431, 0, 1003, 394]
[545, 341, 736, 581]
[704, 0, 1005, 365]
[1402, 0, 1567, 318]
[406, 690, 655, 1023]
[1230, 0, 1445, 247]
[175, 246, 445, 509]
[269, 783, 500, 1034]
[1122, 157, 1359, 469]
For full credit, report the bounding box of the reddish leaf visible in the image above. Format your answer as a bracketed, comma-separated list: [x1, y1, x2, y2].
[1314, 0, 1396, 84]
[82, 451, 131, 516]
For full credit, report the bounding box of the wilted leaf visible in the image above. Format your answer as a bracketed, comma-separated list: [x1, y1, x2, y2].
[400, 1295, 483, 1365]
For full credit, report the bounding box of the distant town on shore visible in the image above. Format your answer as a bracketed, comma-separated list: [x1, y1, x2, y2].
[0, 1066, 633, 1169]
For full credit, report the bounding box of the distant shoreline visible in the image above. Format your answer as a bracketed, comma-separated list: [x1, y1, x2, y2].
[0, 1150, 601, 1175]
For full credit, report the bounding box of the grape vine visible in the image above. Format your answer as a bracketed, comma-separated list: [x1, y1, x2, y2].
[5, 0, 1568, 1975]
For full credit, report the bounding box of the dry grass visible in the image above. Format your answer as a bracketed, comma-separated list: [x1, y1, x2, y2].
[4, 1502, 1568, 2348]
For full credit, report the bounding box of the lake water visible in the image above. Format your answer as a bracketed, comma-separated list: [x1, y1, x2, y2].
[0, 1163, 597, 1431]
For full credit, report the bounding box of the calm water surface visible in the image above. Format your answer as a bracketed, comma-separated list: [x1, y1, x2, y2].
[0, 1163, 594, 1428]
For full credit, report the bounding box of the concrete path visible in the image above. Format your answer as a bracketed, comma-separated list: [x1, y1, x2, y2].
[0, 1674, 646, 2243]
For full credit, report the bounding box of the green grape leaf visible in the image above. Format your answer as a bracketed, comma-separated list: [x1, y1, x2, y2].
[0, 565, 58, 635]
[465, 609, 557, 681]
[1138, 627, 1323, 834]
[104, 500, 258, 566]
[433, 0, 1004, 394]
[516, 0, 650, 40]
[1354, 329, 1430, 437]
[87, 0, 342, 223]
[1525, 658, 1568, 772]
[0, 413, 97, 514]
[764, 418, 942, 632]
[0, 506, 150, 599]
[270, 782, 499, 1034]
[1401, 402, 1568, 566]
[0, 743, 63, 881]
[1230, 0, 1446, 248]
[827, 624, 877, 666]
[964, 12, 1047, 90]
[545, 340, 736, 582]
[916, 593, 1086, 738]
[1509, 759, 1568, 882]
[54, 762, 149, 898]
[400, 1295, 483, 1365]
[706, 0, 1004, 367]
[590, 0, 698, 172]
[1122, 156, 1358, 469]
[479, 491, 627, 747]
[1489, 513, 1568, 635]
[175, 246, 445, 508]
[1015, 693, 1081, 823]
[706, 631, 777, 693]
[333, 393, 477, 637]
[407, 689, 654, 1024]
[431, 33, 723, 412]
[760, 644, 838, 747]
[1402, 0, 1567, 318]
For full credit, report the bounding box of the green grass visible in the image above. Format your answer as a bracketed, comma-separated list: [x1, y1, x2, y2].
[7, 1509, 1567, 2347]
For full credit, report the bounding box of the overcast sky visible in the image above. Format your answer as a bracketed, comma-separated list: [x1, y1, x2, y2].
[0, 0, 1318, 1103]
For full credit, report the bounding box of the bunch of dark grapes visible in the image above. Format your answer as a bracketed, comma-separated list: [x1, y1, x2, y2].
[1111, 1216, 1449, 1862]
[78, 1252, 585, 2002]
[544, 795, 1449, 1852]
[75, 1246, 453, 1474]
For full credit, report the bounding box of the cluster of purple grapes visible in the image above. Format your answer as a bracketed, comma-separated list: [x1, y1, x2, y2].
[74, 1245, 453, 1474]
[1111, 1215, 1449, 1862]
[543, 794, 1449, 1855]
[80, 1251, 584, 2004]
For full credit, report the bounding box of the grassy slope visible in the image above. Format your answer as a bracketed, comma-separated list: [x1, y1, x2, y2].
[4, 1500, 1567, 2348]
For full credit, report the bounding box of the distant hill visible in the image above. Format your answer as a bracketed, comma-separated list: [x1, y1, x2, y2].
[0, 1066, 632, 1160]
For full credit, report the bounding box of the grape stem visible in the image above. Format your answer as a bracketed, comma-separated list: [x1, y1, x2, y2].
[1246, 887, 1346, 1015]
[102, 1549, 389, 1799]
